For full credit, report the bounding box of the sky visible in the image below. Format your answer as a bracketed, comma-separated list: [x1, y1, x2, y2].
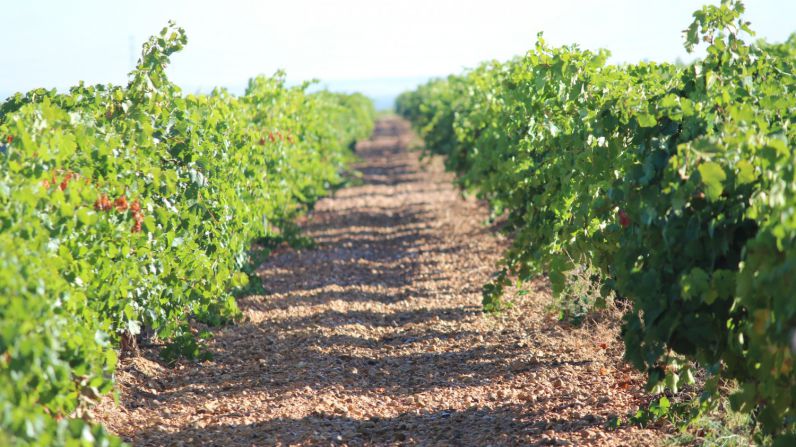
[2, 1, 795, 109]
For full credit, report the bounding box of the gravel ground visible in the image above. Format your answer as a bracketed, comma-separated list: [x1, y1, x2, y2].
[94, 117, 670, 446]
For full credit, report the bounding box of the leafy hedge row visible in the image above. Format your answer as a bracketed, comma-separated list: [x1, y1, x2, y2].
[398, 1, 796, 442]
[0, 24, 374, 446]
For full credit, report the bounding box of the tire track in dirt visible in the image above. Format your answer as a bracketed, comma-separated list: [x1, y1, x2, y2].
[95, 116, 670, 446]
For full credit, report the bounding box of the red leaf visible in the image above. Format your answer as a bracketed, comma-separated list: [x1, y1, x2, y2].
[618, 209, 631, 229]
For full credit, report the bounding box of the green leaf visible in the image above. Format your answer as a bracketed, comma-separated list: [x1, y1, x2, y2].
[143, 216, 157, 233]
[61, 202, 75, 217]
[773, 434, 796, 447]
[697, 162, 726, 201]
[681, 267, 709, 301]
[76, 208, 96, 225]
[735, 159, 755, 184]
[729, 383, 756, 413]
[637, 113, 657, 128]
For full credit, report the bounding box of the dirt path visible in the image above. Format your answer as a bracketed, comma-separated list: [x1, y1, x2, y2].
[96, 117, 668, 446]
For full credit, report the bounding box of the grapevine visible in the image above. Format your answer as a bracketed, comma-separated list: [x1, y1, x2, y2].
[398, 1, 796, 441]
[0, 23, 375, 446]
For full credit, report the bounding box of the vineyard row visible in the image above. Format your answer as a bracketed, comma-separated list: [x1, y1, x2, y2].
[0, 23, 375, 446]
[397, 1, 796, 443]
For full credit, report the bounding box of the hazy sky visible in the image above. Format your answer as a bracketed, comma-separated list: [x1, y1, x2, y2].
[2, 0, 795, 103]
